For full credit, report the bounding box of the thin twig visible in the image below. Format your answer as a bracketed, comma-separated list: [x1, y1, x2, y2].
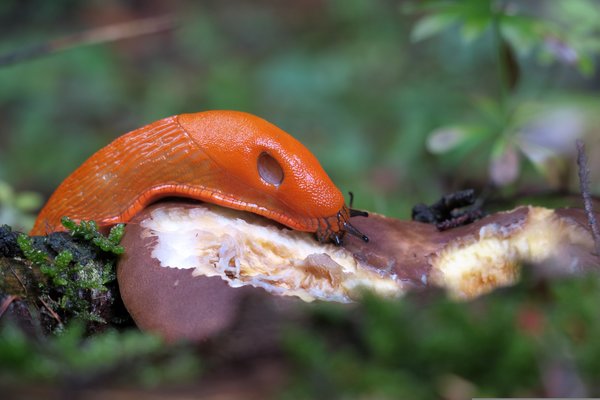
[9, 265, 28, 295]
[576, 139, 600, 256]
[0, 14, 177, 67]
[38, 296, 62, 325]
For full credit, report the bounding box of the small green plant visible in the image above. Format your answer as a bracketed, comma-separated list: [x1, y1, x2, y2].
[407, 0, 600, 190]
[408, 0, 598, 76]
[15, 232, 53, 268]
[0, 322, 202, 387]
[16, 220, 125, 326]
[61, 217, 125, 255]
[283, 273, 600, 398]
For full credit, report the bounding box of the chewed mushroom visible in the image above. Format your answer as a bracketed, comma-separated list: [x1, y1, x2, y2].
[117, 200, 599, 341]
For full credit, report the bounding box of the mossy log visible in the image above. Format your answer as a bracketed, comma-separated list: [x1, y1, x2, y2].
[0, 225, 129, 334]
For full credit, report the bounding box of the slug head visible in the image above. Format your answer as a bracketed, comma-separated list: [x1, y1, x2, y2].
[177, 111, 367, 244]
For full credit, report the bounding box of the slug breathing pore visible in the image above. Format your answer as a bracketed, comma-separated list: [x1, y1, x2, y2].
[31, 110, 369, 244]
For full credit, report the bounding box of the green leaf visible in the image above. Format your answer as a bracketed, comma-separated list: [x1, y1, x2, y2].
[472, 96, 506, 129]
[499, 15, 547, 56]
[411, 13, 460, 42]
[426, 125, 470, 154]
[460, 17, 491, 43]
[576, 54, 595, 77]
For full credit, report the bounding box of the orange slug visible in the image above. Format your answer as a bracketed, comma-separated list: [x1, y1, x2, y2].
[31, 110, 368, 244]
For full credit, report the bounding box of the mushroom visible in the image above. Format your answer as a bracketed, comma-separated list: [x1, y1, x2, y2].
[117, 200, 599, 341]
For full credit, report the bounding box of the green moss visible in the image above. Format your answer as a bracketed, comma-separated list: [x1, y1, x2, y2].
[15, 219, 124, 327]
[16, 232, 50, 267]
[60, 217, 125, 255]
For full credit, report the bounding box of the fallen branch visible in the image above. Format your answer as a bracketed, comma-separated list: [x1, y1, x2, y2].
[0, 14, 176, 67]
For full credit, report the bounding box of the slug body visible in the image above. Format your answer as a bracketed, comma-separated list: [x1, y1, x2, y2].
[32, 111, 365, 244]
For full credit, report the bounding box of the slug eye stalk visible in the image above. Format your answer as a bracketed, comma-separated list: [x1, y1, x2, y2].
[344, 221, 369, 243]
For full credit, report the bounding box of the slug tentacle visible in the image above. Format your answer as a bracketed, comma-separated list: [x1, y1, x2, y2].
[314, 206, 369, 244]
[347, 191, 369, 219]
[31, 110, 368, 245]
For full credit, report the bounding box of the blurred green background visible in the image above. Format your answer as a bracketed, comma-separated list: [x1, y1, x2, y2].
[1, 0, 599, 231]
[2, 1, 600, 397]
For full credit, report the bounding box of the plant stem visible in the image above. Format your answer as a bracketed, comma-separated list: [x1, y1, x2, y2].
[491, 1, 509, 123]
